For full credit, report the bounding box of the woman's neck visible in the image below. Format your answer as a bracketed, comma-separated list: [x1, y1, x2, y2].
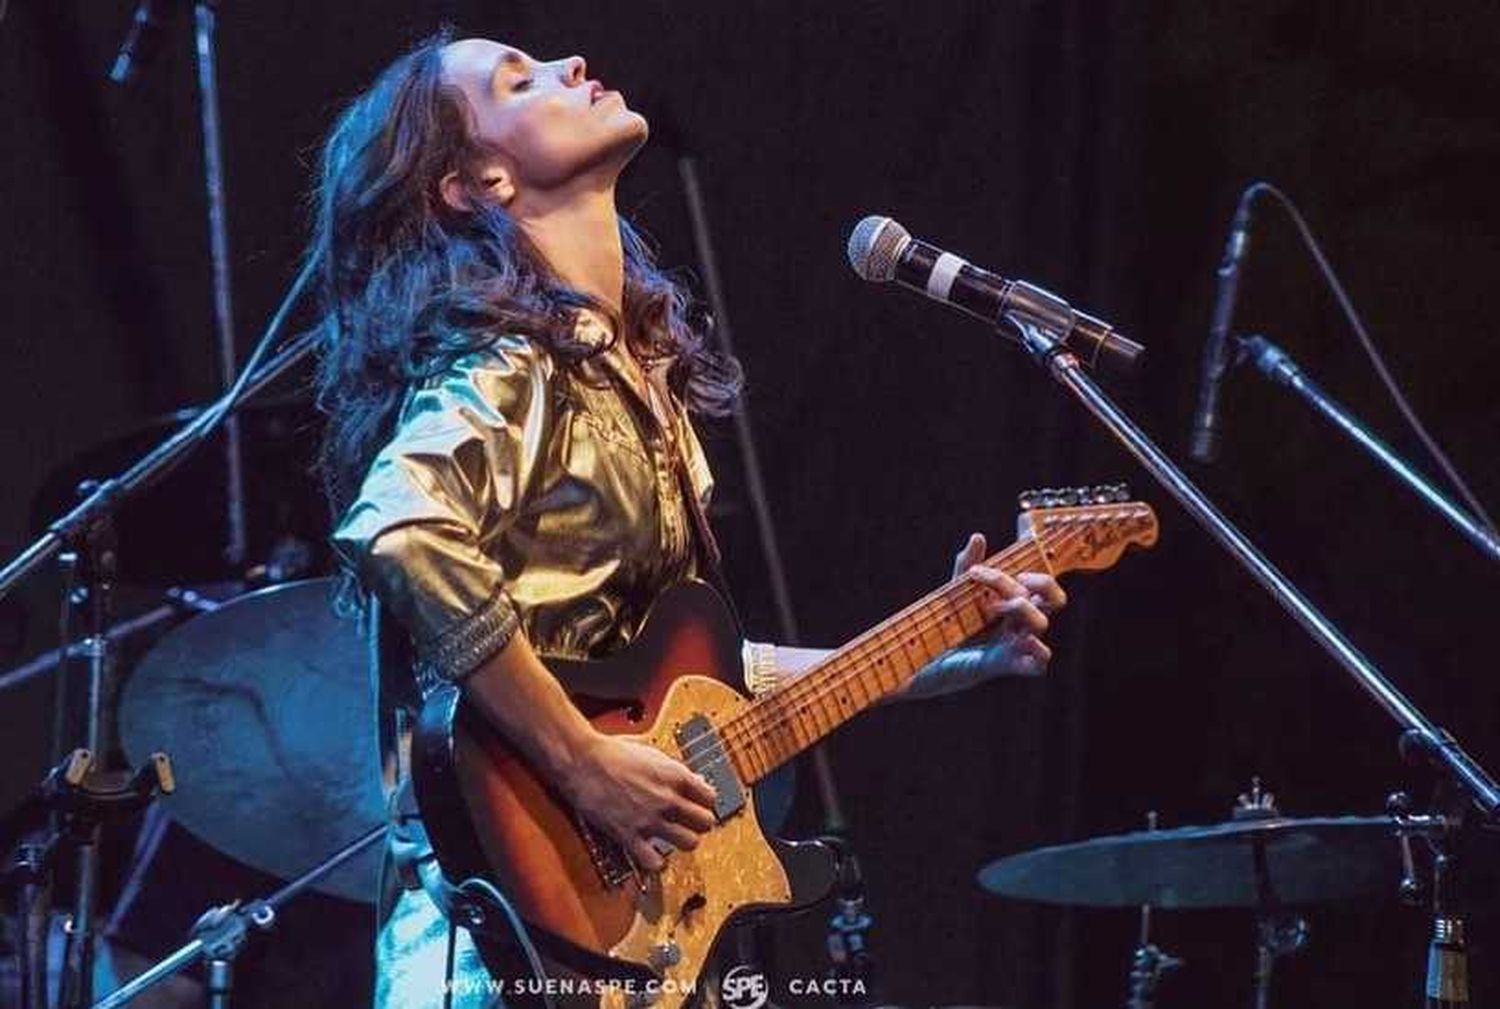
[514, 182, 625, 317]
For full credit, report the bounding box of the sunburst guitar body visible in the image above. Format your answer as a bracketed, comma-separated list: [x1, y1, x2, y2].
[413, 486, 1158, 1008]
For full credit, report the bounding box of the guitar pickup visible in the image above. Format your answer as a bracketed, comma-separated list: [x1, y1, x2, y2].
[674, 714, 745, 821]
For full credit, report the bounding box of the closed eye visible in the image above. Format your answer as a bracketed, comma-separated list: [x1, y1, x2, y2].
[511, 77, 533, 92]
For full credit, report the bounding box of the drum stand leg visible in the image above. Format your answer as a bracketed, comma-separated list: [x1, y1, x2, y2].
[1250, 913, 1307, 1009]
[205, 956, 234, 1009]
[1123, 814, 1181, 1009]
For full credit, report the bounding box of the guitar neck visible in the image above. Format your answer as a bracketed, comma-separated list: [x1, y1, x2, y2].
[722, 537, 1046, 787]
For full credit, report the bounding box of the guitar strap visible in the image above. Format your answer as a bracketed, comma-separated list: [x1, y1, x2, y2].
[672, 453, 744, 633]
[644, 367, 744, 634]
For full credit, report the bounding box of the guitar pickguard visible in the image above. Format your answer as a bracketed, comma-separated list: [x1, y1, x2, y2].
[602, 676, 792, 1009]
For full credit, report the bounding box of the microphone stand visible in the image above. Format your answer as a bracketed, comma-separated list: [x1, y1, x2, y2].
[90, 825, 386, 1009]
[191, 0, 249, 569]
[0, 327, 315, 603]
[110, 0, 249, 566]
[1235, 333, 1500, 565]
[0, 325, 314, 1006]
[680, 157, 870, 996]
[1005, 314, 1500, 817]
[1002, 311, 1499, 1008]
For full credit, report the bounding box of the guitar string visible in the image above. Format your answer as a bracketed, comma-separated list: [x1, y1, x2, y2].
[669, 563, 1032, 770]
[673, 527, 1084, 778]
[692, 539, 1053, 771]
[674, 519, 1119, 776]
[688, 509, 1145, 775]
[688, 523, 1107, 768]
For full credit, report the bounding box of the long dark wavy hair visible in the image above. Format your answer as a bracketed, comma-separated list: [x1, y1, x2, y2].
[307, 29, 741, 520]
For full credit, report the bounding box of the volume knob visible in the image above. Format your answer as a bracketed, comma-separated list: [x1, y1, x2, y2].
[649, 941, 681, 967]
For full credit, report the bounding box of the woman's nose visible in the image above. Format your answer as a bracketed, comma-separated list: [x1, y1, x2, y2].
[560, 55, 586, 85]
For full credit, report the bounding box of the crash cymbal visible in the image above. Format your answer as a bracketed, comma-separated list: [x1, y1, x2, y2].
[119, 578, 383, 903]
[978, 816, 1401, 908]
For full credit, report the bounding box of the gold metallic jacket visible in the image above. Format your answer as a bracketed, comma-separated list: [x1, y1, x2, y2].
[332, 310, 713, 697]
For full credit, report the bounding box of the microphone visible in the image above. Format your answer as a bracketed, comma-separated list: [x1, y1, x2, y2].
[1189, 186, 1257, 462]
[846, 216, 1144, 370]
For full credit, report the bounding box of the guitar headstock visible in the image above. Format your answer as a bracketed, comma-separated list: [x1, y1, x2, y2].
[1016, 484, 1159, 574]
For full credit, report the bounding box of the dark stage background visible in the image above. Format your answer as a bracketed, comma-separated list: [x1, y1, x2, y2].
[3, 2, 1498, 1007]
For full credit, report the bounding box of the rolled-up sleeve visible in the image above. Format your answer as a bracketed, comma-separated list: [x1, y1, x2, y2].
[331, 337, 553, 682]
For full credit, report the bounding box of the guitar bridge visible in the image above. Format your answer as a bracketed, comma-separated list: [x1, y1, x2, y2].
[675, 714, 745, 821]
[575, 812, 636, 888]
[574, 714, 747, 889]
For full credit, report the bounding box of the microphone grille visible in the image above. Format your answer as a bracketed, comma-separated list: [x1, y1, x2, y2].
[846, 215, 910, 282]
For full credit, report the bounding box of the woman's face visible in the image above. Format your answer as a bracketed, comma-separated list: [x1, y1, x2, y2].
[440, 38, 647, 202]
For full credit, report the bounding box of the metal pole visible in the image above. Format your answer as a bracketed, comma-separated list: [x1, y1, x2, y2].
[91, 826, 386, 1009]
[1011, 318, 1500, 817]
[677, 156, 853, 834]
[0, 325, 317, 603]
[194, 0, 247, 568]
[1240, 334, 1500, 565]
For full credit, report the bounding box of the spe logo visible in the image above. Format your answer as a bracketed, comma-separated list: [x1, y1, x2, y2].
[720, 964, 769, 1009]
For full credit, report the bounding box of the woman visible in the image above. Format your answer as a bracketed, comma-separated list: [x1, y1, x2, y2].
[310, 30, 1065, 1008]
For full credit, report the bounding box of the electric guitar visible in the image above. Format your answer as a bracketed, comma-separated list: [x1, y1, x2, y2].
[413, 485, 1158, 1008]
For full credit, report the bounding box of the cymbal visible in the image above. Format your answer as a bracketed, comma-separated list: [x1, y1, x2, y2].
[119, 578, 384, 904]
[978, 816, 1400, 908]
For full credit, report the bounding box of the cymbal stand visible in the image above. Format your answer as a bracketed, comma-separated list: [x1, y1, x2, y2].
[47, 506, 175, 1009]
[1423, 845, 1469, 1009]
[1234, 780, 1308, 1009]
[1, 749, 173, 1009]
[1389, 787, 1472, 1009]
[1123, 813, 1181, 1009]
[820, 833, 877, 1006]
[0, 586, 223, 696]
[1250, 912, 1306, 1009]
[91, 825, 385, 1009]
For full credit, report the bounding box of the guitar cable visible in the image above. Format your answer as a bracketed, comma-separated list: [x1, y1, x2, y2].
[454, 876, 556, 1008]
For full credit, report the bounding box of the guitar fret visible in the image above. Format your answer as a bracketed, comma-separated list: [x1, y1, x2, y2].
[895, 627, 926, 677]
[720, 500, 1156, 786]
[916, 603, 950, 657]
[934, 596, 967, 648]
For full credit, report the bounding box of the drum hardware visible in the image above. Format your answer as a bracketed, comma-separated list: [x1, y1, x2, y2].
[1231, 781, 1308, 1009]
[820, 833, 877, 1007]
[981, 778, 1472, 1009]
[50, 505, 136, 1009]
[1387, 788, 1474, 1009]
[116, 579, 385, 903]
[90, 824, 386, 1009]
[0, 585, 226, 696]
[1123, 813, 1181, 1009]
[2, 748, 174, 1009]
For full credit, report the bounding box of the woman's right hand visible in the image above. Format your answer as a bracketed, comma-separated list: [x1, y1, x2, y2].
[560, 733, 719, 872]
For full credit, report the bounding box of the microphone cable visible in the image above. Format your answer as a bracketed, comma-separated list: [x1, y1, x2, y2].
[1235, 180, 1497, 534]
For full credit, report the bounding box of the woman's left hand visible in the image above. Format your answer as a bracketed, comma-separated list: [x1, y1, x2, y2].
[953, 531, 1067, 676]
